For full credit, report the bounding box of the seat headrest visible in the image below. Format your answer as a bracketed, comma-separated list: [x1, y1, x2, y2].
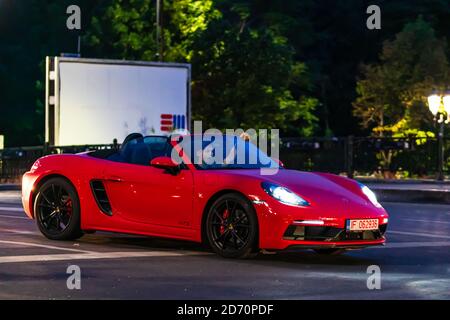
[121, 133, 144, 149]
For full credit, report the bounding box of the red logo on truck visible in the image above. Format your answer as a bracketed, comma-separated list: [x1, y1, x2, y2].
[160, 114, 186, 132]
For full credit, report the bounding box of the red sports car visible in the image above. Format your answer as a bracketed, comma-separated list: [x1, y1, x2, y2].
[22, 134, 388, 258]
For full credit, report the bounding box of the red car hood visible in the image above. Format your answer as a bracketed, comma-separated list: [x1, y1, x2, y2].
[214, 169, 381, 217]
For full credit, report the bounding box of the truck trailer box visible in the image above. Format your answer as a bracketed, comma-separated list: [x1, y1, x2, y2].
[45, 56, 191, 146]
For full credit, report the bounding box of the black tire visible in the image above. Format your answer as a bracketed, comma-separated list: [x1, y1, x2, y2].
[313, 248, 346, 255]
[34, 177, 83, 241]
[205, 193, 258, 259]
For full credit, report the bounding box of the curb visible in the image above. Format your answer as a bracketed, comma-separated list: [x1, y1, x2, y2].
[0, 184, 448, 204]
[370, 188, 450, 205]
[357, 178, 450, 185]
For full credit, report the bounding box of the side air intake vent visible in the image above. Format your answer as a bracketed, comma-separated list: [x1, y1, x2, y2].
[90, 180, 112, 216]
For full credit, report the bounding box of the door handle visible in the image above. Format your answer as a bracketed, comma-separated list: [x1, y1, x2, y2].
[105, 176, 124, 183]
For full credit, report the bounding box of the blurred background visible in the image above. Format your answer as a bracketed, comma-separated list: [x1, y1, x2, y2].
[1, 0, 450, 180]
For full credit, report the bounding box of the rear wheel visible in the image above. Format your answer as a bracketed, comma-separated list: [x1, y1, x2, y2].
[205, 193, 258, 259]
[313, 248, 346, 255]
[34, 177, 83, 240]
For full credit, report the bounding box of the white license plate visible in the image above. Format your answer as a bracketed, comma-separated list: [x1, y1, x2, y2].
[347, 219, 379, 231]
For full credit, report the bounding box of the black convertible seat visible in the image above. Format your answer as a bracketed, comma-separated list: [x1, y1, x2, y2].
[91, 133, 169, 165]
[130, 142, 153, 165]
[117, 133, 153, 165]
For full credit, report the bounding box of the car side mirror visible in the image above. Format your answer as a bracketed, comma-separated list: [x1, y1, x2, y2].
[150, 156, 180, 175]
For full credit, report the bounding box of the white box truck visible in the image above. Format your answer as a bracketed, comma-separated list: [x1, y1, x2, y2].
[45, 56, 191, 146]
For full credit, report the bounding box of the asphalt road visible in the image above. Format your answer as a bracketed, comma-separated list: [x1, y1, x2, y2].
[0, 190, 449, 300]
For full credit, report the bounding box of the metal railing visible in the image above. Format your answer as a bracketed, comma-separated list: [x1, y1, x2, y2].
[280, 136, 443, 179]
[0, 144, 117, 182]
[0, 137, 447, 182]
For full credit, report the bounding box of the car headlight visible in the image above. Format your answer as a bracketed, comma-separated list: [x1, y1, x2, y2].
[261, 182, 309, 206]
[359, 183, 382, 208]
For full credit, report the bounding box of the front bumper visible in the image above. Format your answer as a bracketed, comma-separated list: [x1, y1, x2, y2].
[286, 241, 385, 251]
[283, 224, 387, 241]
[281, 224, 387, 249]
[21, 171, 39, 219]
[252, 197, 388, 250]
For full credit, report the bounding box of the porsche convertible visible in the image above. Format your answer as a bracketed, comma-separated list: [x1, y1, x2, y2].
[22, 133, 388, 258]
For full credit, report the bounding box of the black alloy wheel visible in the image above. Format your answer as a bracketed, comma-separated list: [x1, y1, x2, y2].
[206, 193, 258, 259]
[34, 177, 83, 240]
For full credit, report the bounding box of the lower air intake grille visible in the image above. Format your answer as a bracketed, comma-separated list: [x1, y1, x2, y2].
[91, 180, 112, 216]
[379, 224, 387, 235]
[283, 225, 386, 242]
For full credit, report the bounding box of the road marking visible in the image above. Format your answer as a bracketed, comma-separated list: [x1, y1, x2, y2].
[388, 230, 450, 240]
[0, 229, 36, 235]
[0, 250, 209, 264]
[371, 241, 450, 249]
[0, 240, 93, 253]
[0, 206, 24, 212]
[401, 218, 450, 225]
[0, 214, 28, 220]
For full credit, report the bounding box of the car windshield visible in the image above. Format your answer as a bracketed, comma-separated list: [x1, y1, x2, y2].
[175, 135, 279, 170]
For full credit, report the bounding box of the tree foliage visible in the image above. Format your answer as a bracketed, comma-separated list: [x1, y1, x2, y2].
[2, 1, 450, 146]
[86, 0, 319, 135]
[353, 17, 449, 137]
[0, 0, 101, 146]
[190, 24, 318, 135]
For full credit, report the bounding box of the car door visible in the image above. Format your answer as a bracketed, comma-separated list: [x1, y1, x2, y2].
[102, 143, 194, 229]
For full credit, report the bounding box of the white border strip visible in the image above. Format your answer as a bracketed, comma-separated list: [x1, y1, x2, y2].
[0, 250, 209, 264]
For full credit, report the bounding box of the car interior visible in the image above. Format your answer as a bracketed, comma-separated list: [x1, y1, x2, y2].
[88, 133, 173, 166]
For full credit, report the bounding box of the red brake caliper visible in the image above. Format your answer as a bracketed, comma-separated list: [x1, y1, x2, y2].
[65, 198, 73, 216]
[220, 209, 229, 234]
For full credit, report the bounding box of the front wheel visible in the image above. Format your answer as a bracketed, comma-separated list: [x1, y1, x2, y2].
[34, 177, 83, 240]
[205, 193, 258, 259]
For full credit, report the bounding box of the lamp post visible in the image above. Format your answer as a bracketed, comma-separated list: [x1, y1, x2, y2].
[156, 0, 163, 61]
[427, 91, 450, 181]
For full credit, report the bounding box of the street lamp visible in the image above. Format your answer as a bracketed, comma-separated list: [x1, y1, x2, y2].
[444, 92, 450, 115]
[427, 93, 441, 117]
[156, 0, 164, 61]
[427, 91, 450, 181]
